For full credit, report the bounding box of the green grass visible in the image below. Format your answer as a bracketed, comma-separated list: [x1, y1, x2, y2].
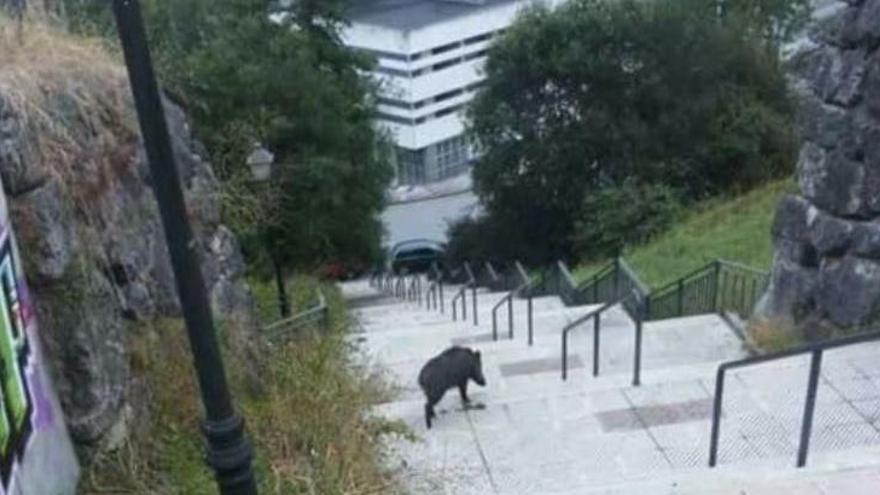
[573, 179, 796, 288]
[80, 276, 408, 494]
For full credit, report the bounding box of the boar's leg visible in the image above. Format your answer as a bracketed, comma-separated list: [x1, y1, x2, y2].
[458, 381, 471, 406]
[425, 390, 443, 429]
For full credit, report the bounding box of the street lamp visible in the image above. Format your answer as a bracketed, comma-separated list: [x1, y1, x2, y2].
[246, 144, 291, 318]
[111, 1, 257, 494]
[246, 146, 274, 182]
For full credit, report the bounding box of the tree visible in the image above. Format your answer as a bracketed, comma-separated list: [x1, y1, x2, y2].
[64, 0, 393, 275]
[461, 0, 797, 265]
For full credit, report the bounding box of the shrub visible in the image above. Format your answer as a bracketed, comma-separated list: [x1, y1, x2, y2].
[572, 180, 680, 259]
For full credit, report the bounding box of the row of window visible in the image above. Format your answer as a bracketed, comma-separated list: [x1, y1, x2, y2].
[376, 81, 485, 120]
[374, 48, 490, 79]
[363, 29, 501, 66]
[377, 102, 465, 127]
[394, 135, 474, 185]
[435, 135, 471, 180]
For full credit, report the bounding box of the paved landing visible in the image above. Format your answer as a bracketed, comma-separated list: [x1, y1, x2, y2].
[342, 280, 880, 494]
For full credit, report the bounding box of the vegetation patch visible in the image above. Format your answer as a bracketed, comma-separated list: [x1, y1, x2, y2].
[0, 17, 136, 200]
[574, 179, 794, 288]
[79, 277, 407, 494]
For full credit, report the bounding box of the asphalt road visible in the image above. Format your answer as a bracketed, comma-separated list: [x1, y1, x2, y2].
[381, 190, 480, 247]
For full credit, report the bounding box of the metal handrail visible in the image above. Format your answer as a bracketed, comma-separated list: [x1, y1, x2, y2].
[651, 263, 717, 297]
[384, 273, 394, 294]
[645, 259, 768, 321]
[482, 261, 502, 290]
[562, 290, 642, 385]
[717, 258, 769, 276]
[576, 260, 617, 293]
[709, 329, 880, 469]
[430, 262, 445, 313]
[408, 274, 422, 304]
[575, 261, 617, 304]
[465, 262, 478, 325]
[553, 260, 579, 304]
[425, 280, 439, 311]
[491, 261, 534, 344]
[617, 258, 651, 297]
[263, 289, 329, 339]
[451, 262, 477, 324]
[485, 261, 499, 282]
[395, 275, 405, 298]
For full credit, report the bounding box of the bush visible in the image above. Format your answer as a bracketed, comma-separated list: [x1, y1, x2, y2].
[446, 207, 573, 267]
[572, 180, 681, 259]
[79, 278, 408, 494]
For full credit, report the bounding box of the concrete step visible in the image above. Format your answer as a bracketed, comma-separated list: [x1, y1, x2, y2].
[342, 280, 880, 494]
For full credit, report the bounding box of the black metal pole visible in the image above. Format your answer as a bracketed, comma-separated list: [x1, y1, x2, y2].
[797, 350, 824, 467]
[269, 245, 290, 318]
[111, 2, 257, 493]
[460, 287, 467, 321]
[632, 319, 642, 386]
[472, 284, 478, 326]
[708, 367, 726, 467]
[593, 314, 601, 377]
[507, 296, 514, 340]
[527, 295, 533, 346]
[562, 332, 568, 381]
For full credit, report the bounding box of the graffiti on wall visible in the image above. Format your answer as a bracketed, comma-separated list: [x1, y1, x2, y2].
[0, 234, 33, 490]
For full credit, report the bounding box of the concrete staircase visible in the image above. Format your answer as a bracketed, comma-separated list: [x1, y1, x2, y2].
[342, 279, 880, 494]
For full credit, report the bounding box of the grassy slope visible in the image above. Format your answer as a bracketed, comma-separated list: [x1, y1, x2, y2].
[80, 277, 407, 494]
[574, 179, 795, 288]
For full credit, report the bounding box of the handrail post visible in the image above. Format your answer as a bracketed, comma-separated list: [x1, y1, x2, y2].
[613, 258, 620, 298]
[593, 313, 601, 376]
[452, 294, 458, 321]
[527, 295, 534, 346]
[508, 295, 514, 340]
[462, 288, 468, 321]
[712, 260, 721, 312]
[797, 350, 824, 468]
[492, 309, 498, 341]
[632, 318, 642, 386]
[439, 281, 445, 314]
[562, 332, 568, 380]
[708, 368, 726, 467]
[677, 279, 685, 316]
[472, 284, 478, 326]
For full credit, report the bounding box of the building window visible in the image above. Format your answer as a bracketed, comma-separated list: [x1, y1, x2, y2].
[434, 135, 470, 180]
[397, 148, 426, 185]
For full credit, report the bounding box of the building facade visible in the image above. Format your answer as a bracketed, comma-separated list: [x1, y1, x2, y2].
[343, 0, 558, 186]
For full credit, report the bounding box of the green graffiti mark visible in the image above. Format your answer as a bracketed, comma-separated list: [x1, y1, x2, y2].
[0, 239, 32, 487]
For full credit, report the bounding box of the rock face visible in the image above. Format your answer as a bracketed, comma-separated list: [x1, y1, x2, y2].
[0, 91, 256, 445]
[756, 0, 880, 332]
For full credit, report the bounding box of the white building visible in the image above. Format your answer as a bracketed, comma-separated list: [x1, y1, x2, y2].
[343, 0, 558, 186]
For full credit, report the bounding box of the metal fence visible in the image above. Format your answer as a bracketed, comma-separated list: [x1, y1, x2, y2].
[645, 260, 769, 322]
[262, 289, 329, 341]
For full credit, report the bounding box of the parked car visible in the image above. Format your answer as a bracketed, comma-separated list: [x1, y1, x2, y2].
[389, 239, 445, 274]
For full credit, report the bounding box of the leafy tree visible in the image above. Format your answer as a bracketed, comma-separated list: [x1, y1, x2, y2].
[64, 0, 393, 274]
[461, 0, 797, 265]
[572, 179, 680, 258]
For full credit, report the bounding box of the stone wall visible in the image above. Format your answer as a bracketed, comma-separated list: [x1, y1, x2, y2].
[756, 0, 880, 333]
[0, 91, 256, 446]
